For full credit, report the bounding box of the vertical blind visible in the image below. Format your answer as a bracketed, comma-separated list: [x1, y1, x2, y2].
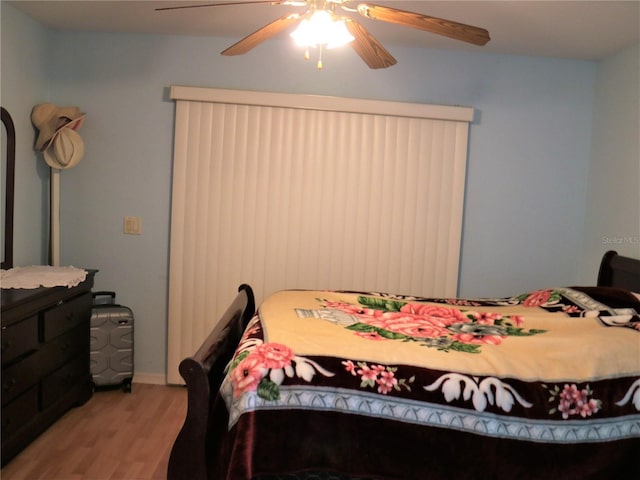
[167, 86, 473, 384]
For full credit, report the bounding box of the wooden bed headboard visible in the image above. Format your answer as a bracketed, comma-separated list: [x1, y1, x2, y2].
[597, 250, 640, 292]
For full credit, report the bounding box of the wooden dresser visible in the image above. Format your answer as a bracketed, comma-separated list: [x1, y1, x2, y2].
[1, 271, 96, 465]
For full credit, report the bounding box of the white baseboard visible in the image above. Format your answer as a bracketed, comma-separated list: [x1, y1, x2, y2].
[132, 372, 167, 385]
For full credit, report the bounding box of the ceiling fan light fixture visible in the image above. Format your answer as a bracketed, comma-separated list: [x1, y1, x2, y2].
[161, 1, 490, 70]
[325, 19, 354, 49]
[290, 9, 354, 49]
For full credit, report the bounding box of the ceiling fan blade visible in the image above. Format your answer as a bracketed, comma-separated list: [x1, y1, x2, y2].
[221, 13, 301, 55]
[356, 3, 490, 46]
[345, 20, 397, 69]
[155, 1, 291, 12]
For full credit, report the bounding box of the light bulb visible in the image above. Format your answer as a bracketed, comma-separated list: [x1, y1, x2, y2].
[290, 10, 354, 49]
[326, 19, 354, 49]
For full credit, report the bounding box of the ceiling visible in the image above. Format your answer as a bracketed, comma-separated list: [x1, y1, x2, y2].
[8, 0, 640, 61]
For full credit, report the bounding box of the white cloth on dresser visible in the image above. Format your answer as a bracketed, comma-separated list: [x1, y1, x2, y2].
[0, 265, 87, 289]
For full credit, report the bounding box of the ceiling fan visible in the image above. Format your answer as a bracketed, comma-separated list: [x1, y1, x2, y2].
[156, 1, 491, 69]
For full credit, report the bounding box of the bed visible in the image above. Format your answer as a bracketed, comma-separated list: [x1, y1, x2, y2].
[168, 250, 640, 479]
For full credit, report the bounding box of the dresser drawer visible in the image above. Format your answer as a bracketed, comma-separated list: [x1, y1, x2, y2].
[43, 292, 92, 341]
[1, 386, 39, 439]
[41, 355, 90, 409]
[1, 353, 40, 406]
[1, 315, 38, 365]
[39, 324, 88, 377]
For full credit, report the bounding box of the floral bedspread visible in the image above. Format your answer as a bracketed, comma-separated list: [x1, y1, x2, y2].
[213, 287, 640, 479]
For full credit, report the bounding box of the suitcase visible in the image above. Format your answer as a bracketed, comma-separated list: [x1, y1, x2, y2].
[90, 291, 134, 393]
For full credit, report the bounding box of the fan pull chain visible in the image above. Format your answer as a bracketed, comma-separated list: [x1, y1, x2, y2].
[300, 45, 325, 70]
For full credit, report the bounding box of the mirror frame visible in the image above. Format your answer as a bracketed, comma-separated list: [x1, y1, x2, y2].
[2, 107, 15, 269]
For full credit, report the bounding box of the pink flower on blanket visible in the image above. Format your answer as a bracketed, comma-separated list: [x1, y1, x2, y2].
[230, 355, 267, 398]
[400, 304, 467, 325]
[342, 360, 357, 375]
[357, 363, 384, 382]
[377, 370, 399, 394]
[558, 384, 601, 419]
[344, 360, 414, 395]
[316, 295, 545, 354]
[365, 314, 450, 338]
[522, 289, 553, 307]
[252, 343, 295, 369]
[230, 342, 334, 400]
[547, 383, 601, 419]
[229, 342, 294, 398]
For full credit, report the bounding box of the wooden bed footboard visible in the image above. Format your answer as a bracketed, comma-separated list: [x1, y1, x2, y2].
[167, 284, 255, 480]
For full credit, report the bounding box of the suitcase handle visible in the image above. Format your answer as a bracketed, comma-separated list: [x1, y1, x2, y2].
[93, 291, 116, 299]
[92, 291, 117, 306]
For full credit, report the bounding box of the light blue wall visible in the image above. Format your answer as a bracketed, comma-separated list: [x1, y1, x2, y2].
[582, 44, 640, 277]
[1, 4, 50, 266]
[3, 3, 636, 378]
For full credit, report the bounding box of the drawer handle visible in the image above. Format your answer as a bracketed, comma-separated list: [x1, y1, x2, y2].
[3, 378, 17, 392]
[1, 340, 10, 353]
[66, 312, 76, 322]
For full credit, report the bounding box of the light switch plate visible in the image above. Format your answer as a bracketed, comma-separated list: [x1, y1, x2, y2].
[124, 216, 142, 235]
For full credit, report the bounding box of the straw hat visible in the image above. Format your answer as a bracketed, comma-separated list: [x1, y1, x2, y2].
[43, 126, 85, 170]
[31, 103, 85, 151]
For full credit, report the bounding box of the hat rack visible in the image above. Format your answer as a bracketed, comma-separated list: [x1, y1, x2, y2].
[31, 104, 86, 266]
[50, 171, 61, 266]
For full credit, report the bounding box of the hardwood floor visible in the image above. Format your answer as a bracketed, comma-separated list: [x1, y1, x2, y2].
[1, 383, 187, 480]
